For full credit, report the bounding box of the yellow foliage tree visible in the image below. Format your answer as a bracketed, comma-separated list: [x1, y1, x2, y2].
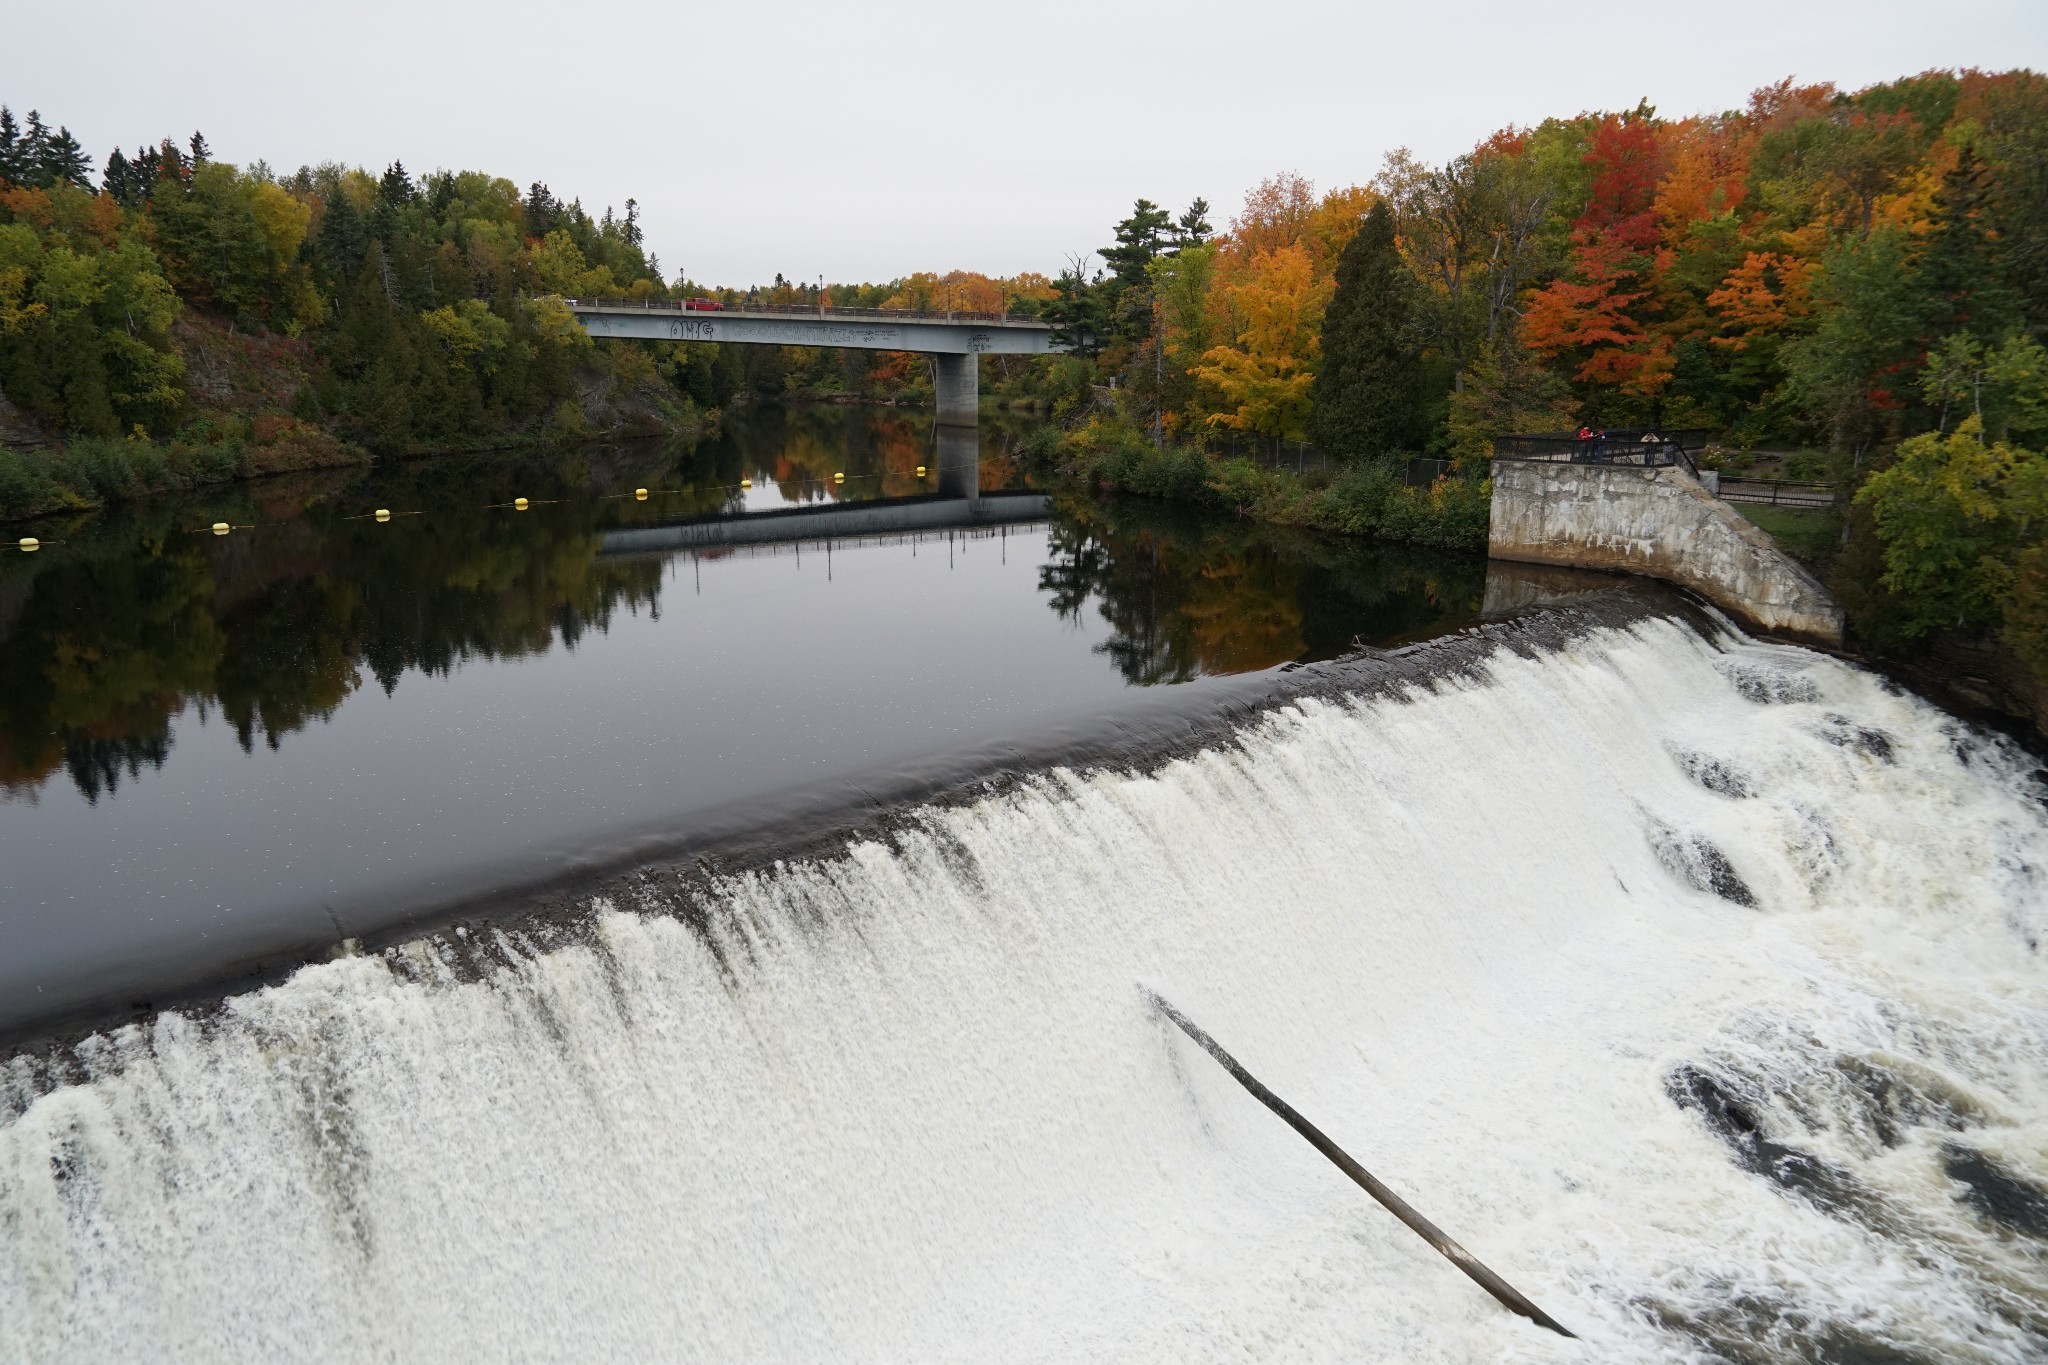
[1192, 244, 1328, 439]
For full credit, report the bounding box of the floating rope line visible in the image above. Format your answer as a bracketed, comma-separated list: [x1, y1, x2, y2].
[12, 469, 944, 549]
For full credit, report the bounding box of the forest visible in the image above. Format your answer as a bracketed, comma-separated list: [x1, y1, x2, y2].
[3, 70, 2046, 685]
[1037, 68, 2048, 690]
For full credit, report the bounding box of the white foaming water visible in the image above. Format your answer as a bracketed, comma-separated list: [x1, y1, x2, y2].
[4, 618, 2046, 1363]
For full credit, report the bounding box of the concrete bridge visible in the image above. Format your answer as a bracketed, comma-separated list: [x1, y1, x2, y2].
[565, 299, 1067, 426]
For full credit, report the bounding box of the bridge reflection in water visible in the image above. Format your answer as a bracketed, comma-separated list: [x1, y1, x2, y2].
[599, 426, 1048, 558]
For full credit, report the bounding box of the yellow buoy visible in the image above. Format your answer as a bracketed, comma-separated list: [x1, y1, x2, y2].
[513, 497, 530, 511]
[18, 536, 38, 552]
[212, 522, 231, 536]
[833, 471, 845, 483]
[374, 508, 392, 522]
[915, 465, 926, 477]
[740, 478, 753, 490]
[634, 487, 649, 500]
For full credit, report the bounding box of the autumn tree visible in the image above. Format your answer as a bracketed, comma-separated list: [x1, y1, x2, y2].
[1194, 243, 1327, 440]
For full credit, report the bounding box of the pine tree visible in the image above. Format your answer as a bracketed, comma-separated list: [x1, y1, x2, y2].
[188, 131, 209, 164]
[19, 111, 51, 188]
[525, 182, 559, 237]
[149, 139, 186, 196]
[103, 147, 134, 203]
[1923, 144, 2021, 340]
[1176, 198, 1212, 246]
[1307, 201, 1426, 457]
[40, 127, 92, 190]
[379, 161, 414, 207]
[0, 108, 20, 184]
[1100, 199, 1172, 291]
[314, 189, 368, 291]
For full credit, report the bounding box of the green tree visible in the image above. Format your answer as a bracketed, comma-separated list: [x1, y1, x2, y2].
[1308, 202, 1424, 456]
[1780, 226, 1926, 454]
[0, 108, 21, 184]
[1446, 325, 1578, 459]
[1854, 417, 2048, 636]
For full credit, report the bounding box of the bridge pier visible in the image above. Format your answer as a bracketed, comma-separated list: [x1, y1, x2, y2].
[932, 353, 979, 427]
[935, 424, 980, 500]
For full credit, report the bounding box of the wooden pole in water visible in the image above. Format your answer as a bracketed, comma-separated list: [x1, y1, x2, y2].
[1147, 991, 1577, 1339]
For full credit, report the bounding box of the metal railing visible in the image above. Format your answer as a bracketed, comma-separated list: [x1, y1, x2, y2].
[1404, 457, 1486, 487]
[1193, 433, 1336, 474]
[558, 297, 1045, 326]
[1493, 430, 1705, 478]
[1716, 478, 1839, 508]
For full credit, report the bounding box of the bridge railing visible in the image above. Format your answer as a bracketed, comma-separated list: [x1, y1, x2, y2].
[558, 296, 1043, 325]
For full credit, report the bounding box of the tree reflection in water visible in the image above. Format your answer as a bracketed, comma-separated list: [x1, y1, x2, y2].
[1039, 494, 1486, 686]
[0, 447, 687, 803]
[0, 422, 1482, 804]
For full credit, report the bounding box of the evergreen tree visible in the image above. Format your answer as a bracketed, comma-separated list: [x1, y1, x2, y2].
[1100, 199, 1172, 292]
[1308, 202, 1426, 457]
[314, 189, 368, 292]
[135, 143, 163, 194]
[1175, 198, 1212, 246]
[379, 161, 414, 207]
[103, 147, 135, 203]
[1923, 144, 2021, 340]
[525, 182, 559, 237]
[18, 111, 50, 188]
[0, 108, 20, 184]
[39, 126, 92, 190]
[147, 139, 186, 196]
[188, 131, 209, 164]
[1042, 253, 1107, 357]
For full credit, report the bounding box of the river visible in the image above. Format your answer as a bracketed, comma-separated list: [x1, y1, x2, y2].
[2, 410, 2044, 1362]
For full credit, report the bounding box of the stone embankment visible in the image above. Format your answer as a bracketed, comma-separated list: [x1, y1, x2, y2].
[1488, 459, 1844, 647]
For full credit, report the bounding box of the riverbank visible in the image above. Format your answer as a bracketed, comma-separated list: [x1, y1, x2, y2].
[1032, 416, 1489, 551]
[0, 386, 712, 524]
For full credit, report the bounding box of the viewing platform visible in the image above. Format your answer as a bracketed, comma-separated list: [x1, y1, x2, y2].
[1488, 429, 1844, 647]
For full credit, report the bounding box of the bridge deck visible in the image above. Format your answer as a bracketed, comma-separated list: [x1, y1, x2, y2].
[567, 300, 1063, 355]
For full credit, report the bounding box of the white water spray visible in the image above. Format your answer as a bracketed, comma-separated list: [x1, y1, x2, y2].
[3, 618, 2045, 1363]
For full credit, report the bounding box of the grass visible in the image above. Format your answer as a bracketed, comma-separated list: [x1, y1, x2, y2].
[1735, 503, 1842, 574]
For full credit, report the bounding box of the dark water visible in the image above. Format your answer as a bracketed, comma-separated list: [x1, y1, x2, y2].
[0, 408, 1492, 1035]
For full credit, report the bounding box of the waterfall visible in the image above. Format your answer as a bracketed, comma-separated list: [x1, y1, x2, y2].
[4, 617, 2044, 1363]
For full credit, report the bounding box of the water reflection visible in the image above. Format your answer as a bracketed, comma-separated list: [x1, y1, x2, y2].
[0, 413, 1480, 806]
[1042, 496, 1486, 685]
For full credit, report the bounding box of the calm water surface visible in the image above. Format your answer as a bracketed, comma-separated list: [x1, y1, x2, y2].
[0, 408, 1489, 1032]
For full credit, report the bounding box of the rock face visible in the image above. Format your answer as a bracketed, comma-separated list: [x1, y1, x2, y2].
[0, 383, 49, 450]
[1489, 459, 1845, 647]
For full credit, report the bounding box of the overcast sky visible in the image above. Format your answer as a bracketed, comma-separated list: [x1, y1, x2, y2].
[6, 0, 2044, 287]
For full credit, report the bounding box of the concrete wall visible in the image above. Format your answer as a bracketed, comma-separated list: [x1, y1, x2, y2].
[1489, 459, 1844, 646]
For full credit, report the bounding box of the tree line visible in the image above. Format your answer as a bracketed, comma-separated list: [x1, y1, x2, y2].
[1048, 68, 2048, 669]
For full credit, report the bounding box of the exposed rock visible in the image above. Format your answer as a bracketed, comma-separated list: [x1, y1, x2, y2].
[0, 382, 49, 450]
